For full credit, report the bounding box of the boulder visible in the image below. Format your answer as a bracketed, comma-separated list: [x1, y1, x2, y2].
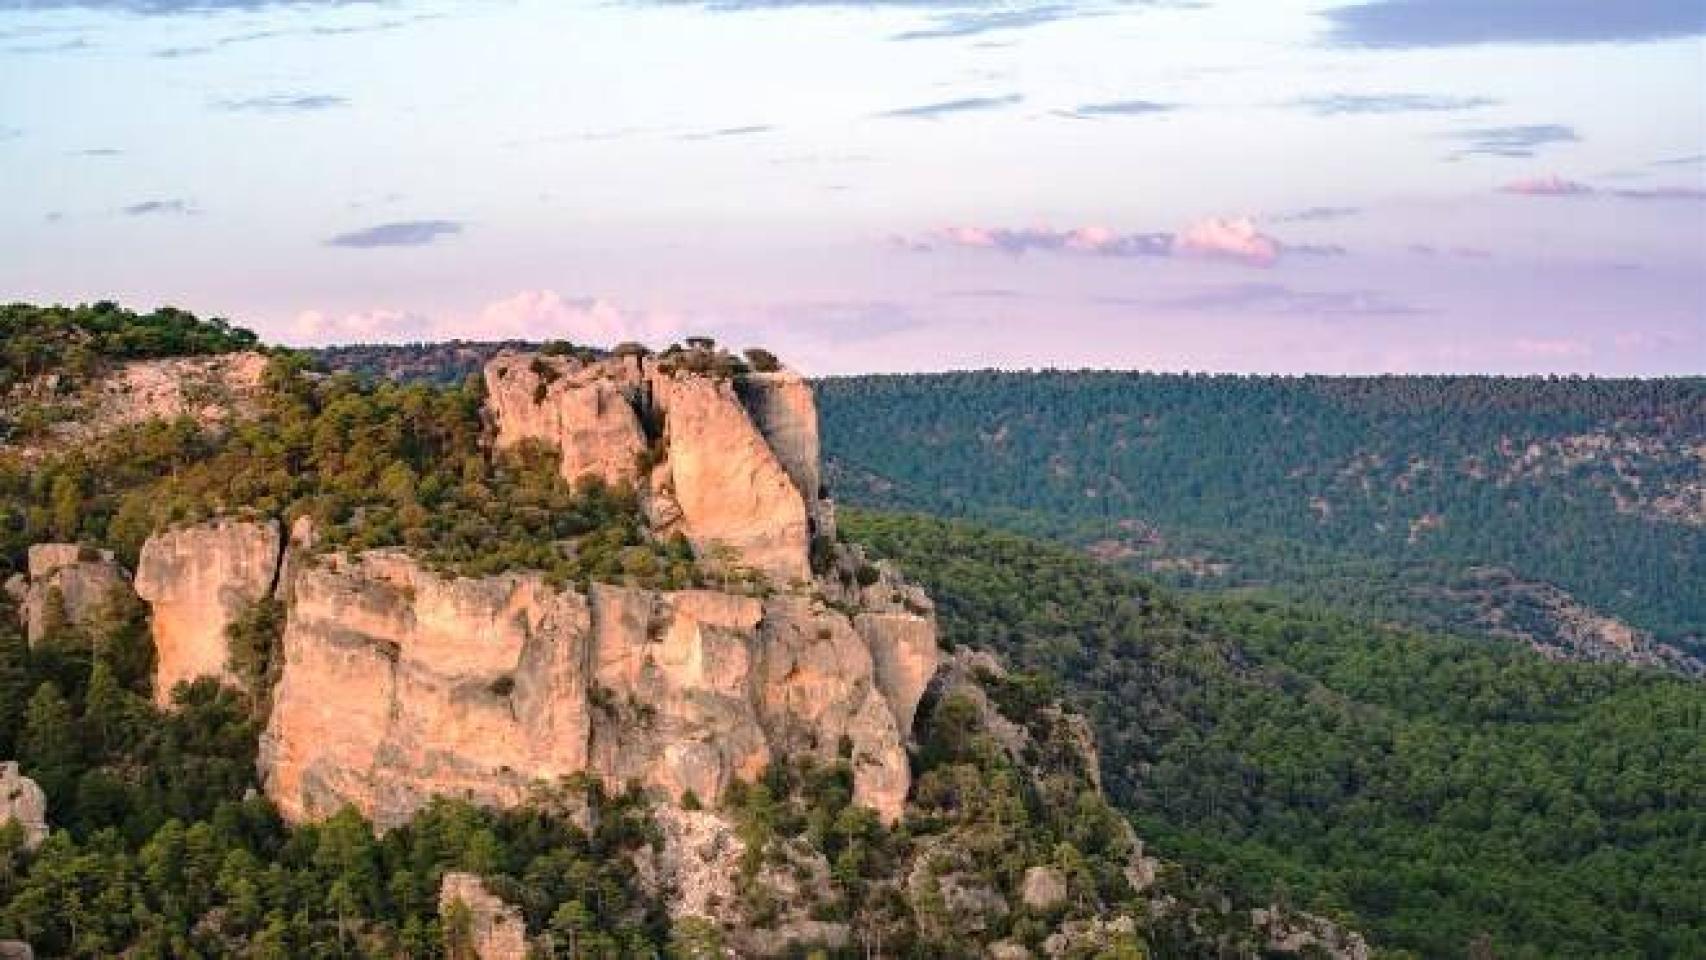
[0, 762, 48, 850]
[135, 518, 283, 706]
[439, 872, 528, 960]
[9, 544, 132, 646]
[1022, 865, 1069, 912]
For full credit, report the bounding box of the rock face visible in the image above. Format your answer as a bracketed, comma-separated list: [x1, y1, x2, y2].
[484, 352, 649, 490]
[0, 762, 49, 850]
[5, 544, 132, 646]
[259, 551, 935, 827]
[134, 518, 283, 706]
[483, 348, 825, 584]
[439, 872, 528, 960]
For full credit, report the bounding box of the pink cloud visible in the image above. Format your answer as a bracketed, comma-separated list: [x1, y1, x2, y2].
[1501, 174, 1595, 196]
[918, 216, 1294, 267]
[1173, 217, 1281, 267]
[475, 290, 683, 343]
[291, 308, 433, 345]
[285, 291, 686, 348]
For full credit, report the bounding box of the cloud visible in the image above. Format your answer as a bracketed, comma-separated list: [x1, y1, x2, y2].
[1174, 217, 1283, 266]
[0, 126, 19, 142]
[1408, 243, 1492, 258]
[891, 4, 1086, 41]
[292, 308, 433, 345]
[1323, 0, 1706, 48]
[1057, 99, 1176, 120]
[0, 0, 372, 11]
[1446, 124, 1577, 158]
[876, 93, 1023, 120]
[217, 93, 348, 112]
[6, 36, 92, 54]
[74, 147, 124, 156]
[1612, 186, 1706, 201]
[474, 291, 684, 343]
[1290, 93, 1497, 115]
[1499, 175, 1706, 201]
[325, 220, 463, 248]
[1652, 153, 1705, 167]
[122, 199, 196, 216]
[915, 217, 1331, 268]
[1271, 205, 1361, 222]
[678, 124, 775, 140]
[1136, 282, 1427, 317]
[1501, 174, 1594, 196]
[288, 292, 686, 347]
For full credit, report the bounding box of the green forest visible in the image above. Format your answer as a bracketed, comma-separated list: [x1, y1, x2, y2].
[817, 371, 1705, 657]
[843, 510, 1705, 959]
[4, 308, 1703, 957]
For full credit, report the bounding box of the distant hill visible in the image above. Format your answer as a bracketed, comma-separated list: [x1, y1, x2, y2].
[817, 371, 1705, 671]
[845, 509, 1706, 959]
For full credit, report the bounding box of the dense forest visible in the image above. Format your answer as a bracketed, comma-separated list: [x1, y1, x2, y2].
[816, 371, 1705, 661]
[0, 306, 1239, 957]
[843, 509, 1705, 959]
[1, 302, 259, 391]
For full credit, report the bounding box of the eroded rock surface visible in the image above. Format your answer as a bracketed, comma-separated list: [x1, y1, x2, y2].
[439, 872, 529, 960]
[260, 552, 936, 827]
[483, 348, 823, 584]
[6, 544, 132, 646]
[135, 518, 283, 706]
[0, 762, 49, 850]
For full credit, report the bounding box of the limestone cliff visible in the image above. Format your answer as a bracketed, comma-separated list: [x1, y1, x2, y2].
[483, 347, 824, 584]
[134, 518, 283, 706]
[258, 550, 935, 827]
[4, 543, 132, 647]
[111, 345, 939, 834]
[0, 762, 48, 851]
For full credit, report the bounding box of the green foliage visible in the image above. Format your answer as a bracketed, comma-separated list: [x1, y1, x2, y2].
[0, 611, 668, 957]
[0, 301, 259, 393]
[818, 371, 1706, 651]
[0, 359, 701, 591]
[844, 509, 1706, 959]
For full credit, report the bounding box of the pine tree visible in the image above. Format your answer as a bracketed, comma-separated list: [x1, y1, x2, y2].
[0, 620, 28, 757]
[20, 681, 80, 802]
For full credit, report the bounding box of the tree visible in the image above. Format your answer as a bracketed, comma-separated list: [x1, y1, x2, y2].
[19, 681, 79, 801]
[0, 621, 28, 757]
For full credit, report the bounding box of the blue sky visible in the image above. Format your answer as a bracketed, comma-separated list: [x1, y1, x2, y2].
[2, 0, 1703, 374]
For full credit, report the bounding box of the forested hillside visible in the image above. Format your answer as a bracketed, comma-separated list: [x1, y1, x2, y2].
[818, 371, 1705, 666]
[844, 510, 1706, 959]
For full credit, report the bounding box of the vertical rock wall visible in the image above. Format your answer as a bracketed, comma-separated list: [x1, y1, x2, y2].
[133, 518, 282, 706]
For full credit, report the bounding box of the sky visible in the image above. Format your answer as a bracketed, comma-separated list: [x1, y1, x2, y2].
[1, 0, 1703, 376]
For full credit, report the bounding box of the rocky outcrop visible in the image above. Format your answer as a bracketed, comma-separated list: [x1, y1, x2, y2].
[259, 551, 937, 828]
[4, 352, 268, 458]
[483, 352, 649, 490]
[655, 372, 812, 585]
[738, 370, 831, 535]
[5, 544, 132, 646]
[483, 348, 824, 584]
[135, 518, 283, 706]
[439, 872, 528, 960]
[1252, 907, 1372, 960]
[0, 762, 48, 851]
